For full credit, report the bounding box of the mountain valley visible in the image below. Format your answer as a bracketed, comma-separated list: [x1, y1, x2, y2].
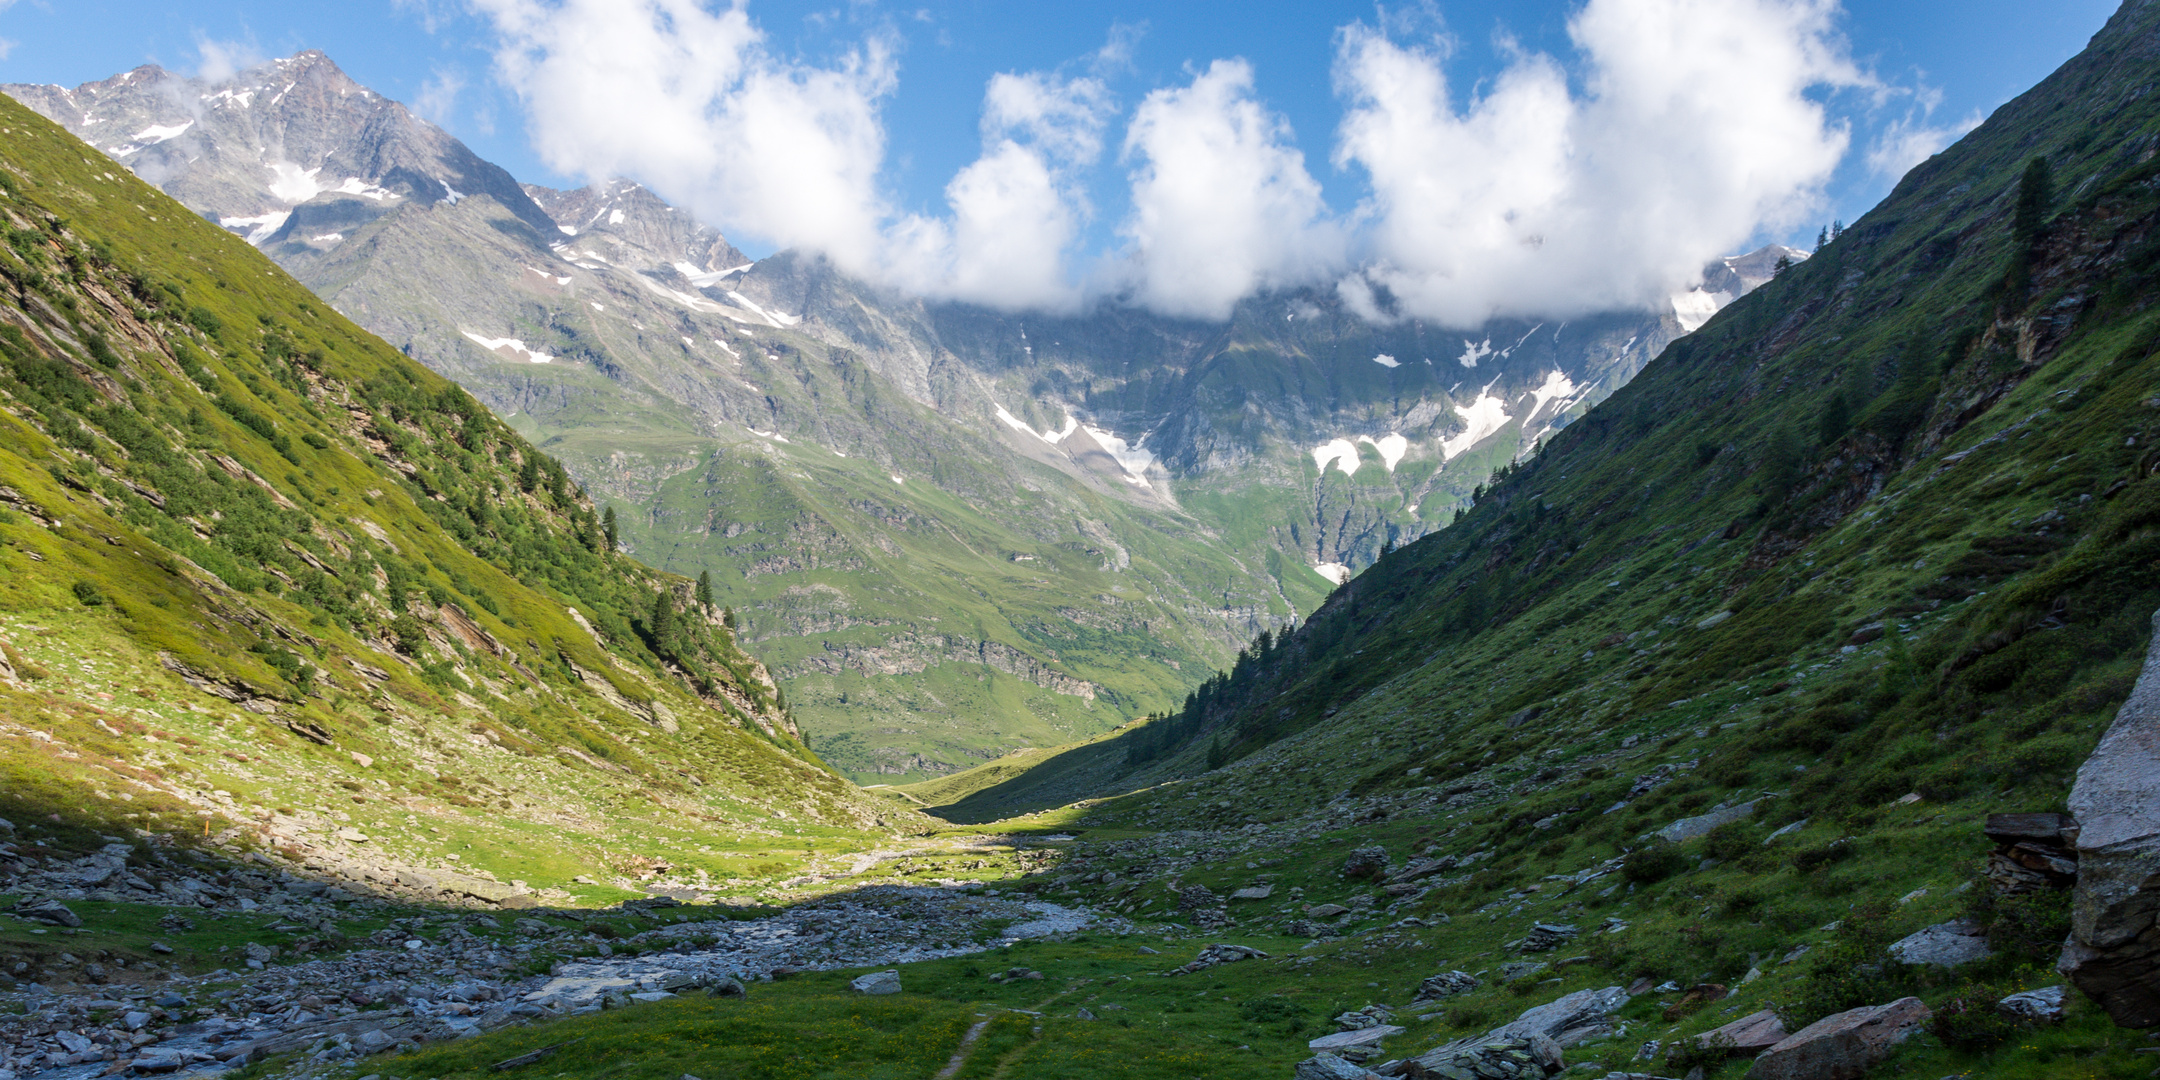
[2, 54, 1796, 781]
[0, 3, 2156, 1080]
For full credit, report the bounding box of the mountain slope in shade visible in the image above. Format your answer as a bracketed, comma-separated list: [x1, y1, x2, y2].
[0, 91, 903, 906]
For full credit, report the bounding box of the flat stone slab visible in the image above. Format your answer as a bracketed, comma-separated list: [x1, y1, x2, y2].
[1229, 884, 1274, 901]
[1656, 799, 1764, 844]
[1697, 1008, 1787, 1052]
[1307, 1024, 1404, 1051]
[1889, 919, 1992, 968]
[1747, 997, 1930, 1080]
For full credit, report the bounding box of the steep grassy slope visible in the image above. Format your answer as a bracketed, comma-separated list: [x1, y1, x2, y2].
[941, 0, 2160, 829]
[0, 92, 909, 903]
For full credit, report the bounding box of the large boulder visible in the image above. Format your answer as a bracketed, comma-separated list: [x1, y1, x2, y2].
[2060, 609, 2160, 1028]
[1295, 1053, 1383, 1080]
[1888, 919, 1993, 968]
[1396, 1036, 1559, 1079]
[849, 970, 901, 995]
[1342, 846, 1391, 881]
[1410, 971, 1481, 1003]
[1654, 798, 1764, 844]
[1744, 997, 1930, 1080]
[9, 899, 82, 927]
[1412, 984, 1625, 1073]
[1693, 1008, 1787, 1055]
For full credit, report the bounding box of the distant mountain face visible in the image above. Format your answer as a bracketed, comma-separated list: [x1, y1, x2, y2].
[5, 53, 1786, 782]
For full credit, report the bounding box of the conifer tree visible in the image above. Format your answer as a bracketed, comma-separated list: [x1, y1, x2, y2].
[602, 506, 618, 552]
[695, 570, 714, 613]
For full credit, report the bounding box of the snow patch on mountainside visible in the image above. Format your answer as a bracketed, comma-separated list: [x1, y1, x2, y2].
[1441, 392, 1511, 460]
[1312, 438, 1360, 476]
[1372, 353, 1400, 368]
[1314, 562, 1352, 585]
[1524, 370, 1581, 423]
[1357, 434, 1410, 472]
[131, 121, 192, 144]
[1670, 289, 1728, 333]
[1084, 425, 1156, 488]
[267, 162, 323, 203]
[218, 211, 290, 246]
[1458, 338, 1493, 368]
[994, 405, 1076, 445]
[460, 332, 554, 364]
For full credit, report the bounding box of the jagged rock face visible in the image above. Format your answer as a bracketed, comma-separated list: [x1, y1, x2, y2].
[4, 52, 557, 247]
[2060, 608, 2160, 1027]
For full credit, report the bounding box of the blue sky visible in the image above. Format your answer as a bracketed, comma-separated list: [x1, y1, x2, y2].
[0, 0, 2125, 321]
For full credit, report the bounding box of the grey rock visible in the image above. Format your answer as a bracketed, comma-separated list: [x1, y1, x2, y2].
[1411, 970, 1481, 1002]
[1170, 942, 1269, 975]
[1342, 846, 1391, 881]
[1295, 1052, 1381, 1080]
[1997, 985, 2065, 1023]
[1520, 923, 1579, 953]
[707, 976, 747, 998]
[1407, 1034, 1561, 1079]
[10, 898, 82, 927]
[1230, 884, 1274, 901]
[1654, 799, 1764, 844]
[1887, 919, 1992, 968]
[2061, 608, 2160, 1028]
[1745, 997, 1929, 1080]
[1308, 1025, 1404, 1051]
[849, 970, 901, 995]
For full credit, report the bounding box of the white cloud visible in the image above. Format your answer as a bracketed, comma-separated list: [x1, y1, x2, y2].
[194, 36, 268, 84]
[1119, 59, 1345, 320]
[467, 0, 1885, 324]
[472, 0, 1112, 311]
[412, 67, 465, 127]
[0, 38, 15, 62]
[1866, 109, 1982, 181]
[472, 0, 897, 271]
[1333, 0, 1863, 327]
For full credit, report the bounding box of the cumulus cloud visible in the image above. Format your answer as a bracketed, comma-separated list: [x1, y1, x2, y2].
[472, 0, 1115, 310]
[468, 0, 1889, 324]
[194, 36, 269, 84]
[472, 0, 897, 270]
[885, 70, 1113, 310]
[1119, 59, 1345, 320]
[1866, 108, 1982, 181]
[1334, 0, 1864, 327]
[412, 67, 466, 127]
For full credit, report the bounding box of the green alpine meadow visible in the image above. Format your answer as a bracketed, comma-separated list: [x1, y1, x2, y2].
[0, 2, 2157, 1080]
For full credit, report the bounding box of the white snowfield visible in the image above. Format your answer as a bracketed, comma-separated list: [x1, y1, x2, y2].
[673, 261, 753, 288]
[994, 404, 1077, 446]
[131, 121, 192, 144]
[1670, 289, 1729, 333]
[726, 290, 801, 327]
[1359, 433, 1410, 472]
[1082, 424, 1155, 488]
[218, 211, 290, 246]
[1312, 438, 1360, 476]
[460, 332, 553, 364]
[1372, 353, 1400, 368]
[1314, 562, 1352, 585]
[1442, 392, 1511, 461]
[1457, 338, 1493, 368]
[1313, 433, 1410, 477]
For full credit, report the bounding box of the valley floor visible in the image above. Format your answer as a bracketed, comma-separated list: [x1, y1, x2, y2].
[5, 765, 2151, 1080]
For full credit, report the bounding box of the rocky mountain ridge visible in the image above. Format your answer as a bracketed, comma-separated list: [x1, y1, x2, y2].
[5, 52, 1790, 784]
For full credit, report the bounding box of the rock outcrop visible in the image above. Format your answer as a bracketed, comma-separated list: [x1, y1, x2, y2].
[2059, 609, 2160, 1027]
[1744, 997, 1930, 1080]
